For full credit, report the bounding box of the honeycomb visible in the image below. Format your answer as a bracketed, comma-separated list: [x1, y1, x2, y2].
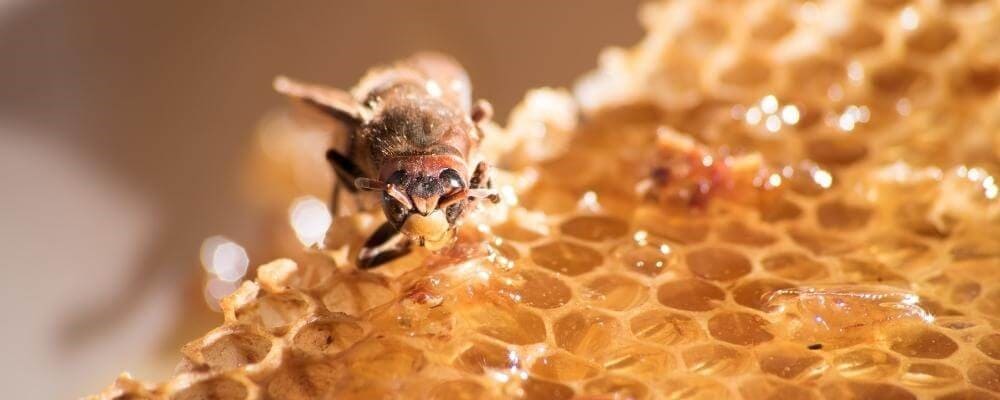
[91, 0, 1000, 399]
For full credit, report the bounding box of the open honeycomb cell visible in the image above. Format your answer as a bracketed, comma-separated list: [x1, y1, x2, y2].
[91, 0, 1000, 398]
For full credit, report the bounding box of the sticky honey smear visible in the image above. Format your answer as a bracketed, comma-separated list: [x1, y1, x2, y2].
[91, 0, 1000, 399]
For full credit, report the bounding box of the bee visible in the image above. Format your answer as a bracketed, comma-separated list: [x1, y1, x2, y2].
[274, 53, 499, 268]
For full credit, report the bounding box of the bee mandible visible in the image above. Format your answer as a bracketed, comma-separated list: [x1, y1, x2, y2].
[274, 53, 499, 268]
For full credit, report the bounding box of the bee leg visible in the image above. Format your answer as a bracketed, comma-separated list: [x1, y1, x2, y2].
[330, 182, 343, 216]
[327, 148, 370, 215]
[358, 221, 412, 269]
[470, 161, 501, 203]
[470, 161, 489, 188]
[471, 99, 493, 124]
[326, 149, 364, 192]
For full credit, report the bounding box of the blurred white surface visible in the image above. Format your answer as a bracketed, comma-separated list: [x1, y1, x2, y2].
[0, 125, 173, 398]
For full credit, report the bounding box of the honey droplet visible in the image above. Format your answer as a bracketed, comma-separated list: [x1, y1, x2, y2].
[612, 236, 679, 277]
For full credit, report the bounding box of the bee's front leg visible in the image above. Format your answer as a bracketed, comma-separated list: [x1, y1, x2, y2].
[357, 221, 412, 269]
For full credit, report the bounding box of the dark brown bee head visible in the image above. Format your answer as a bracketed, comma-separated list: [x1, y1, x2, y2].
[356, 156, 491, 247]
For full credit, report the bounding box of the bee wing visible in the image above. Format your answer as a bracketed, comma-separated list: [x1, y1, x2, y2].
[402, 52, 472, 112]
[274, 75, 367, 126]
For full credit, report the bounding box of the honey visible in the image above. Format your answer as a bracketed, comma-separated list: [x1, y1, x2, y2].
[91, 0, 999, 399]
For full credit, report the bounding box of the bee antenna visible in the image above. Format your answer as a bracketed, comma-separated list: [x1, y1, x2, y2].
[354, 177, 387, 191]
[468, 188, 501, 203]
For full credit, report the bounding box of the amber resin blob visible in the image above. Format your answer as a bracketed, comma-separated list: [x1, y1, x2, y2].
[92, 0, 999, 399]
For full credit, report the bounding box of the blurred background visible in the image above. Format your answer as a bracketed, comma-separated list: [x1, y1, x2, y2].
[0, 0, 641, 397]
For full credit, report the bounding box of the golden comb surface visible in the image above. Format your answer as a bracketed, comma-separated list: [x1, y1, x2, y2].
[91, 0, 999, 399]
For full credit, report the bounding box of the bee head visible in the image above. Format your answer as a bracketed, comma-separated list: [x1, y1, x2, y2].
[355, 164, 471, 246]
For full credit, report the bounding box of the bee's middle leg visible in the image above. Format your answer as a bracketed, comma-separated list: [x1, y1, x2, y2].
[470, 161, 501, 203]
[357, 221, 412, 269]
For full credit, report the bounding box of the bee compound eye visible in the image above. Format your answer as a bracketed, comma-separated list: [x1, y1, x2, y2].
[387, 170, 407, 185]
[439, 168, 464, 190]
